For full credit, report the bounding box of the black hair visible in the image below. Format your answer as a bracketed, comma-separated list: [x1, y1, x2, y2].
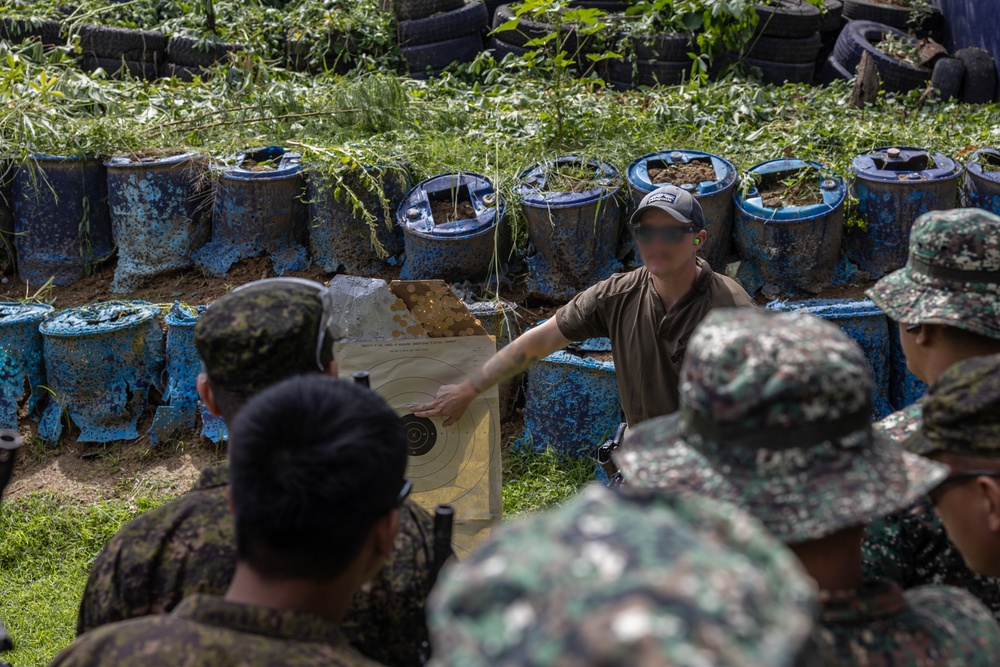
[228, 375, 408, 581]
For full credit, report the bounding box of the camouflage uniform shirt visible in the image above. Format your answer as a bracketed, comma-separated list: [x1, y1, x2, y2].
[55, 594, 382, 666]
[863, 406, 1000, 620]
[815, 580, 1000, 666]
[78, 465, 442, 666]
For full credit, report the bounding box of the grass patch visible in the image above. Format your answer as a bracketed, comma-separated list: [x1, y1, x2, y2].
[502, 447, 595, 517]
[0, 494, 167, 667]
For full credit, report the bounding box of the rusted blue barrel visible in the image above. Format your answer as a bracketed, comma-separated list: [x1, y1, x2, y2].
[307, 164, 410, 275]
[519, 157, 623, 301]
[193, 147, 309, 277]
[148, 302, 222, 445]
[13, 154, 114, 286]
[106, 152, 212, 293]
[0, 302, 53, 429]
[767, 298, 892, 420]
[961, 148, 1000, 214]
[734, 159, 847, 297]
[39, 301, 164, 443]
[626, 150, 737, 272]
[522, 331, 621, 459]
[846, 146, 961, 279]
[0, 161, 13, 272]
[398, 172, 509, 281]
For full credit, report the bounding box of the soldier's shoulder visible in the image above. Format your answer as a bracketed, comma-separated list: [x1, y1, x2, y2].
[52, 615, 192, 666]
[907, 585, 1000, 660]
[874, 402, 923, 442]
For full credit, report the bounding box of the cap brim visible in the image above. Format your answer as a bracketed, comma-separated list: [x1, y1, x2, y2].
[617, 414, 949, 544]
[629, 203, 692, 227]
[866, 266, 1000, 339]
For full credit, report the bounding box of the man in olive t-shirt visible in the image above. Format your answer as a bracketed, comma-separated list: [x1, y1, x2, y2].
[413, 185, 756, 429]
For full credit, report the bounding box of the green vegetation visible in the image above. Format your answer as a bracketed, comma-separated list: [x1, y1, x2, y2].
[502, 447, 595, 516]
[0, 493, 168, 666]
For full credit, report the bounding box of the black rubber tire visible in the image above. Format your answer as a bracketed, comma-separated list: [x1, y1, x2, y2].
[626, 31, 693, 62]
[745, 56, 815, 84]
[754, 1, 821, 39]
[0, 18, 62, 45]
[398, 2, 488, 47]
[484, 0, 506, 22]
[744, 31, 821, 63]
[394, 0, 465, 22]
[607, 78, 632, 91]
[82, 56, 158, 80]
[492, 3, 587, 52]
[77, 25, 165, 62]
[606, 57, 688, 86]
[833, 20, 930, 92]
[955, 47, 997, 104]
[568, 0, 629, 10]
[842, 0, 942, 32]
[817, 53, 852, 83]
[820, 0, 843, 32]
[402, 33, 483, 71]
[161, 63, 209, 82]
[930, 56, 964, 101]
[166, 35, 241, 67]
[489, 35, 530, 62]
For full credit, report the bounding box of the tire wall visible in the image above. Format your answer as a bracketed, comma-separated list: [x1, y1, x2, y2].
[934, 0, 1000, 91]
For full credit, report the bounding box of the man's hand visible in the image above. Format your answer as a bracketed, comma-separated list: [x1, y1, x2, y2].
[411, 380, 478, 426]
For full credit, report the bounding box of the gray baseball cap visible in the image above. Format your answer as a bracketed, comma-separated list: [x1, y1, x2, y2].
[630, 185, 705, 229]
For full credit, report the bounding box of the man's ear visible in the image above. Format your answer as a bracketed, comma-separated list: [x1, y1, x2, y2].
[979, 477, 1000, 533]
[371, 510, 400, 559]
[915, 323, 940, 347]
[197, 373, 222, 417]
[695, 229, 707, 247]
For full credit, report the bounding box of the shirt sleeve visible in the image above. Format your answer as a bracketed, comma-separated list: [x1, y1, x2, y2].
[554, 281, 611, 341]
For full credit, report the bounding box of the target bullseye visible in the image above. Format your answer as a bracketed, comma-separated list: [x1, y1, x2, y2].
[400, 414, 437, 457]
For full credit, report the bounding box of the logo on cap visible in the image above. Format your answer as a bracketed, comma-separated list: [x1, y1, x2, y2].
[647, 193, 677, 204]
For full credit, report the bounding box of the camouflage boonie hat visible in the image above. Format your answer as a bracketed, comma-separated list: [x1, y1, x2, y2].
[904, 353, 1000, 456]
[194, 279, 331, 399]
[616, 309, 948, 544]
[428, 484, 820, 667]
[866, 208, 1000, 339]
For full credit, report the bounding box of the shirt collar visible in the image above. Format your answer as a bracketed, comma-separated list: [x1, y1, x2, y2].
[819, 580, 908, 625]
[174, 594, 349, 645]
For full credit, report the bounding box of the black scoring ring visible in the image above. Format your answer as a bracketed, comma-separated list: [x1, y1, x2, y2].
[400, 415, 438, 457]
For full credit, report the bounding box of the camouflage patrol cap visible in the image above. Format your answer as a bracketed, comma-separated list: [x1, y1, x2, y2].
[616, 309, 948, 544]
[904, 353, 1000, 457]
[866, 208, 1000, 339]
[428, 484, 820, 667]
[194, 279, 332, 399]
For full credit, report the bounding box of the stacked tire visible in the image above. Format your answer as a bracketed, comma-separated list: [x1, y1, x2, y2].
[816, 0, 844, 76]
[830, 20, 931, 93]
[397, 0, 487, 78]
[931, 48, 998, 104]
[162, 36, 244, 81]
[286, 31, 362, 75]
[842, 0, 942, 38]
[489, 3, 601, 76]
[76, 25, 164, 81]
[605, 32, 694, 91]
[744, 0, 822, 85]
[0, 17, 62, 46]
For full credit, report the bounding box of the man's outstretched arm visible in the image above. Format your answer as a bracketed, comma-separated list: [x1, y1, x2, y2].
[411, 318, 571, 426]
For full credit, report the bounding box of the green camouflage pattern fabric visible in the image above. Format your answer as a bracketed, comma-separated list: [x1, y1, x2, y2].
[903, 353, 1000, 456]
[77, 465, 442, 666]
[866, 208, 1000, 338]
[814, 580, 1000, 666]
[56, 594, 382, 666]
[875, 402, 923, 445]
[864, 354, 1000, 620]
[194, 281, 328, 398]
[428, 484, 820, 667]
[863, 498, 1000, 621]
[616, 308, 948, 543]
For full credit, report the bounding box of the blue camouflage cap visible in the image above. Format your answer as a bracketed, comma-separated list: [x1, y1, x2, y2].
[616, 309, 948, 544]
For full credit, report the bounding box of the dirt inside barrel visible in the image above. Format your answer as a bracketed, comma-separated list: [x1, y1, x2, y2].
[648, 161, 716, 186]
[758, 168, 825, 208]
[431, 198, 476, 224]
